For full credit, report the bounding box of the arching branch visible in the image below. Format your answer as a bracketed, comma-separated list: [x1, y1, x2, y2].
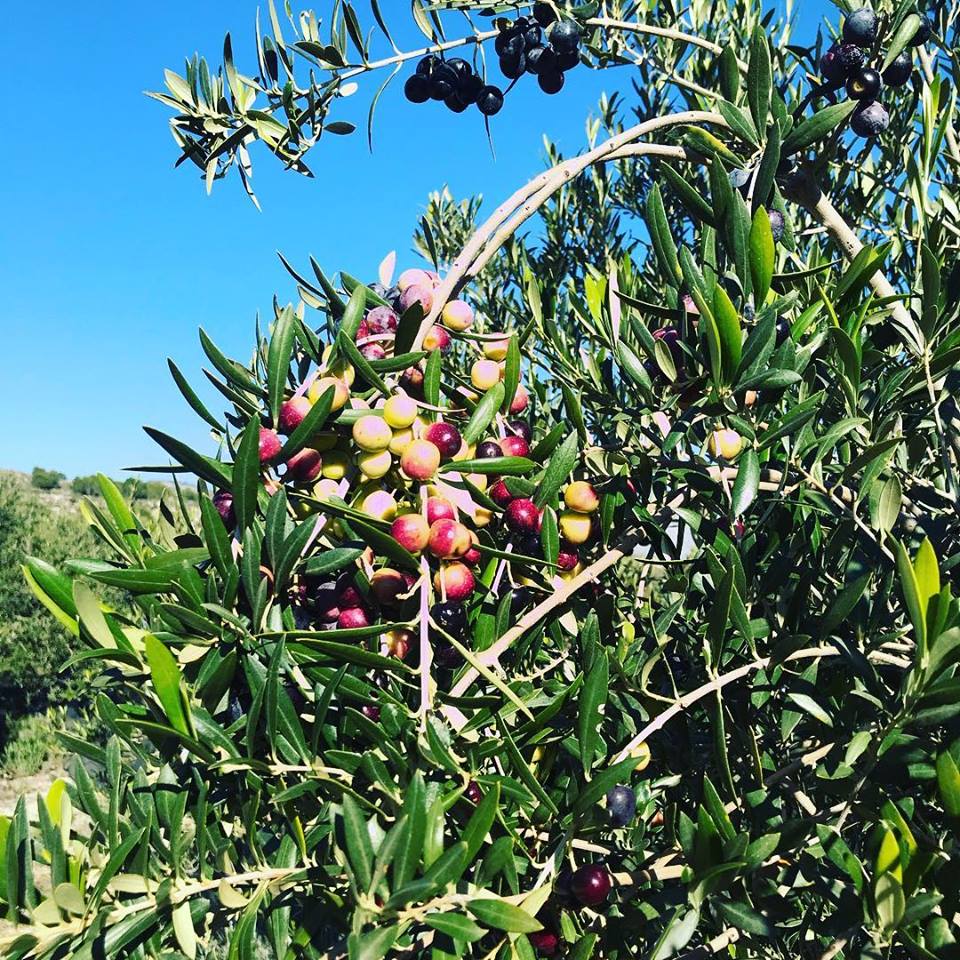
[413, 109, 727, 350]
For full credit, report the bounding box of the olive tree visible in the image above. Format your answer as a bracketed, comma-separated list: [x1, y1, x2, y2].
[5, 1, 960, 958]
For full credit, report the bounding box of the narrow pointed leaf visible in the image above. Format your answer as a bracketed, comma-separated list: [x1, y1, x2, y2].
[782, 100, 858, 155]
[468, 898, 543, 933]
[267, 307, 298, 427]
[750, 208, 775, 305]
[463, 383, 506, 445]
[730, 448, 759, 516]
[747, 27, 771, 133]
[144, 634, 192, 737]
[233, 417, 263, 531]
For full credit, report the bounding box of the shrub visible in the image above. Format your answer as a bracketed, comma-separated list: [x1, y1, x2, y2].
[70, 475, 100, 496]
[6, 2, 960, 959]
[0, 708, 103, 779]
[30, 467, 64, 491]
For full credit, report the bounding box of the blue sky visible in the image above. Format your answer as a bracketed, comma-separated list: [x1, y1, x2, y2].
[1, 2, 829, 480]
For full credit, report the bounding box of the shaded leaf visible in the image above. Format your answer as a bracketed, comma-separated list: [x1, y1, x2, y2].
[730, 448, 759, 516]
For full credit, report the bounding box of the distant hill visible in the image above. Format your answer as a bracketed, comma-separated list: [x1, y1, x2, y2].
[5, 468, 197, 511]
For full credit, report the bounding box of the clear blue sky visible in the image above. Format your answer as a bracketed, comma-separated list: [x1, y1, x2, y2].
[0, 2, 829, 480]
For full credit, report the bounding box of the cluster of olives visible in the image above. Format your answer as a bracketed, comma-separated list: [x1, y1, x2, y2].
[219, 261, 614, 674]
[819, 6, 932, 138]
[494, 5, 582, 96]
[404, 55, 504, 117]
[403, 3, 582, 117]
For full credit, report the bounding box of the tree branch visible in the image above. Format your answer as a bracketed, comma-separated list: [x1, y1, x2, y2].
[414, 110, 727, 351]
[441, 449, 905, 732]
[463, 143, 709, 286]
[587, 18, 743, 69]
[610, 644, 906, 770]
[786, 174, 923, 353]
[441, 530, 649, 729]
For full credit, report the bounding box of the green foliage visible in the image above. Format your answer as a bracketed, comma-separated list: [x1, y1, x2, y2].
[69, 475, 100, 496]
[0, 475, 98, 735]
[29, 468, 64, 491]
[72, 474, 197, 501]
[6, 1, 960, 959]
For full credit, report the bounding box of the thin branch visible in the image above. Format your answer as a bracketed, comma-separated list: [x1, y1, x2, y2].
[677, 927, 740, 958]
[587, 17, 741, 68]
[259, 17, 740, 178]
[762, 741, 835, 790]
[418, 555, 433, 726]
[330, 17, 739, 85]
[611, 645, 841, 763]
[463, 141, 713, 284]
[338, 31, 497, 82]
[616, 643, 904, 773]
[793, 463, 895, 562]
[441, 530, 649, 729]
[441, 444, 908, 731]
[819, 935, 853, 960]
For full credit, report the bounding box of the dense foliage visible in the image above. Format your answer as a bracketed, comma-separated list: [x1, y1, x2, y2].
[5, 1, 960, 959]
[0, 475, 98, 746]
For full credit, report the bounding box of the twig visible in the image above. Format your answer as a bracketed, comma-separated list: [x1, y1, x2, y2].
[441, 447, 907, 731]
[793, 463, 895, 562]
[587, 17, 742, 68]
[763, 741, 834, 790]
[677, 927, 740, 958]
[418, 483, 433, 726]
[612, 645, 840, 763]
[612, 643, 905, 770]
[819, 935, 851, 960]
[418, 555, 433, 726]
[337, 31, 497, 83]
[330, 17, 741, 85]
[441, 531, 648, 729]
